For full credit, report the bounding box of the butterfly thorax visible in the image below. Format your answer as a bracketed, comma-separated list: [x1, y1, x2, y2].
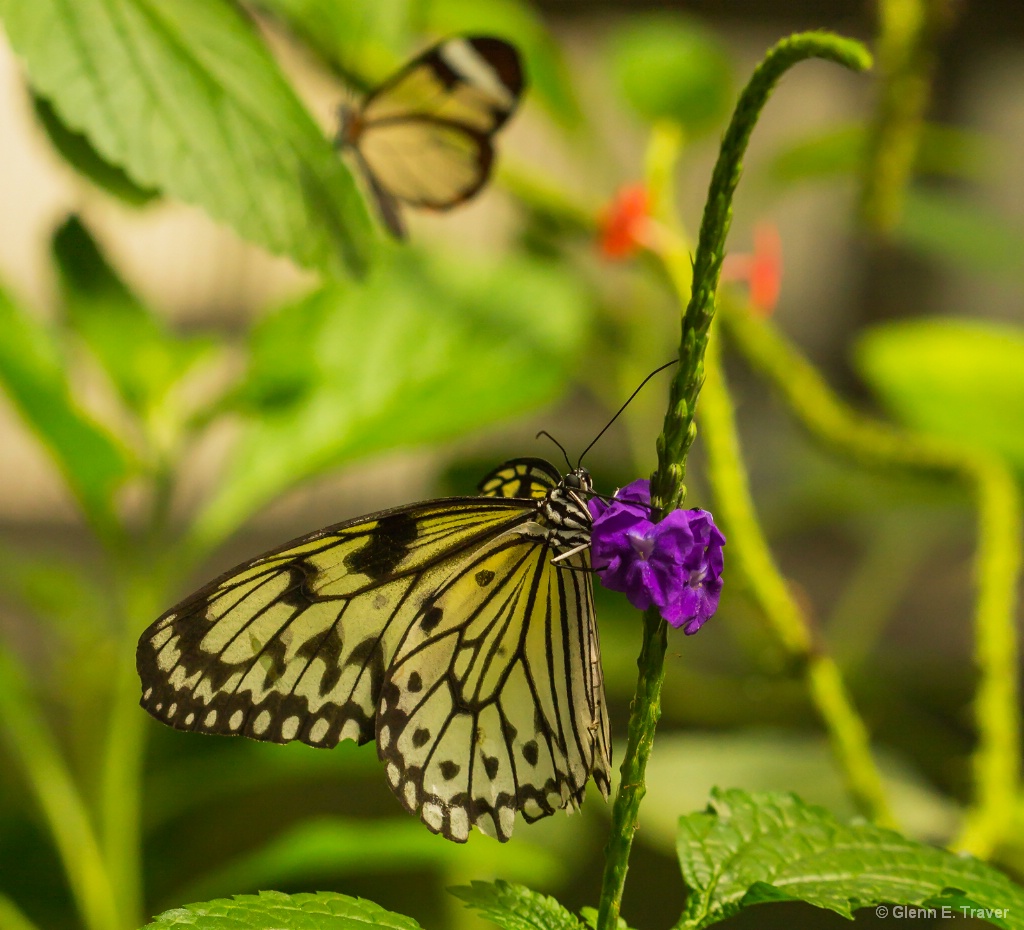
[336, 104, 363, 147]
[538, 468, 593, 553]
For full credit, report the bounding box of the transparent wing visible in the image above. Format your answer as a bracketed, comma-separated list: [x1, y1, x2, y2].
[136, 499, 534, 749]
[362, 36, 523, 134]
[356, 119, 493, 208]
[377, 535, 611, 842]
[348, 36, 523, 214]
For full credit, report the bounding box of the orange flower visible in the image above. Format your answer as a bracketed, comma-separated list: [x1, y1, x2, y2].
[722, 223, 782, 316]
[598, 184, 652, 260]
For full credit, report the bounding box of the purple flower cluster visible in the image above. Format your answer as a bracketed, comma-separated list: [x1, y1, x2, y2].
[588, 480, 725, 634]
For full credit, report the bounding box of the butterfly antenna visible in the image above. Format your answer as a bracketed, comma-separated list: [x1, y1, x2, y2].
[577, 359, 679, 467]
[537, 430, 573, 472]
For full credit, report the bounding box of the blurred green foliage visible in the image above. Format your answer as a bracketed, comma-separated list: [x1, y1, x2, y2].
[608, 15, 733, 136]
[0, 1, 1021, 930]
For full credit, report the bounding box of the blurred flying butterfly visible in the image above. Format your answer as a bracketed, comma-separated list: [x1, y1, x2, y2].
[335, 35, 525, 237]
[137, 457, 611, 843]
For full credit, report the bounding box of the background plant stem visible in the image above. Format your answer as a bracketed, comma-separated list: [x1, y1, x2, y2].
[700, 330, 896, 825]
[0, 648, 120, 930]
[717, 295, 1021, 855]
[859, 0, 955, 233]
[596, 32, 873, 930]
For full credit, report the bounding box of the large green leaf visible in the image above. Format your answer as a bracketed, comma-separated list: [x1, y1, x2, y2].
[451, 881, 583, 930]
[53, 216, 218, 430]
[854, 318, 1024, 472]
[191, 247, 588, 551]
[898, 190, 1024, 285]
[33, 95, 159, 206]
[141, 891, 421, 930]
[180, 819, 563, 904]
[0, 285, 132, 537]
[677, 789, 1024, 930]
[0, 0, 375, 276]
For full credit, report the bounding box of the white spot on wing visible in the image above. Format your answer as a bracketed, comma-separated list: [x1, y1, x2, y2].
[253, 710, 271, 735]
[423, 802, 443, 831]
[229, 710, 243, 730]
[281, 716, 300, 741]
[309, 717, 329, 743]
[449, 807, 469, 841]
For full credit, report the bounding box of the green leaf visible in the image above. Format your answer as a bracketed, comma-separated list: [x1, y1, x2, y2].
[0, 543, 109, 640]
[53, 216, 217, 427]
[579, 907, 632, 930]
[608, 15, 733, 136]
[0, 893, 42, 930]
[181, 818, 564, 903]
[767, 123, 988, 187]
[33, 95, 159, 206]
[898, 190, 1024, 285]
[853, 318, 1024, 472]
[425, 0, 581, 127]
[0, 0, 375, 276]
[451, 881, 584, 930]
[676, 789, 1024, 930]
[0, 284, 132, 537]
[191, 247, 588, 551]
[141, 891, 422, 930]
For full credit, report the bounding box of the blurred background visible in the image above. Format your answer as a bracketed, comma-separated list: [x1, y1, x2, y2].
[0, 1, 1022, 929]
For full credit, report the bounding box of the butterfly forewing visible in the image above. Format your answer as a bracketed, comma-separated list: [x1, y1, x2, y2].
[362, 37, 523, 133]
[137, 458, 610, 843]
[137, 500, 533, 747]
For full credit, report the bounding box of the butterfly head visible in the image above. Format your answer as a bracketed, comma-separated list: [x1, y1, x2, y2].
[561, 467, 593, 496]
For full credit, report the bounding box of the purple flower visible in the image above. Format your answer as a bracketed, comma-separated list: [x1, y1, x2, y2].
[589, 480, 725, 634]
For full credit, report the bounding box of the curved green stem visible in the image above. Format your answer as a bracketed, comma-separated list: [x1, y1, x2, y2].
[717, 295, 1021, 855]
[651, 31, 872, 515]
[596, 32, 873, 930]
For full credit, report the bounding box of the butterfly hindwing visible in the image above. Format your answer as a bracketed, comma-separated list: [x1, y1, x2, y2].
[477, 457, 562, 499]
[377, 534, 610, 841]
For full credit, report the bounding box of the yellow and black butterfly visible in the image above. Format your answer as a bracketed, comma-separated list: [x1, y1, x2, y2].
[336, 35, 525, 237]
[137, 457, 611, 843]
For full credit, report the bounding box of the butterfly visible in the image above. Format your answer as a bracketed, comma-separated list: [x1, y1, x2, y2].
[137, 457, 612, 842]
[336, 35, 525, 238]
